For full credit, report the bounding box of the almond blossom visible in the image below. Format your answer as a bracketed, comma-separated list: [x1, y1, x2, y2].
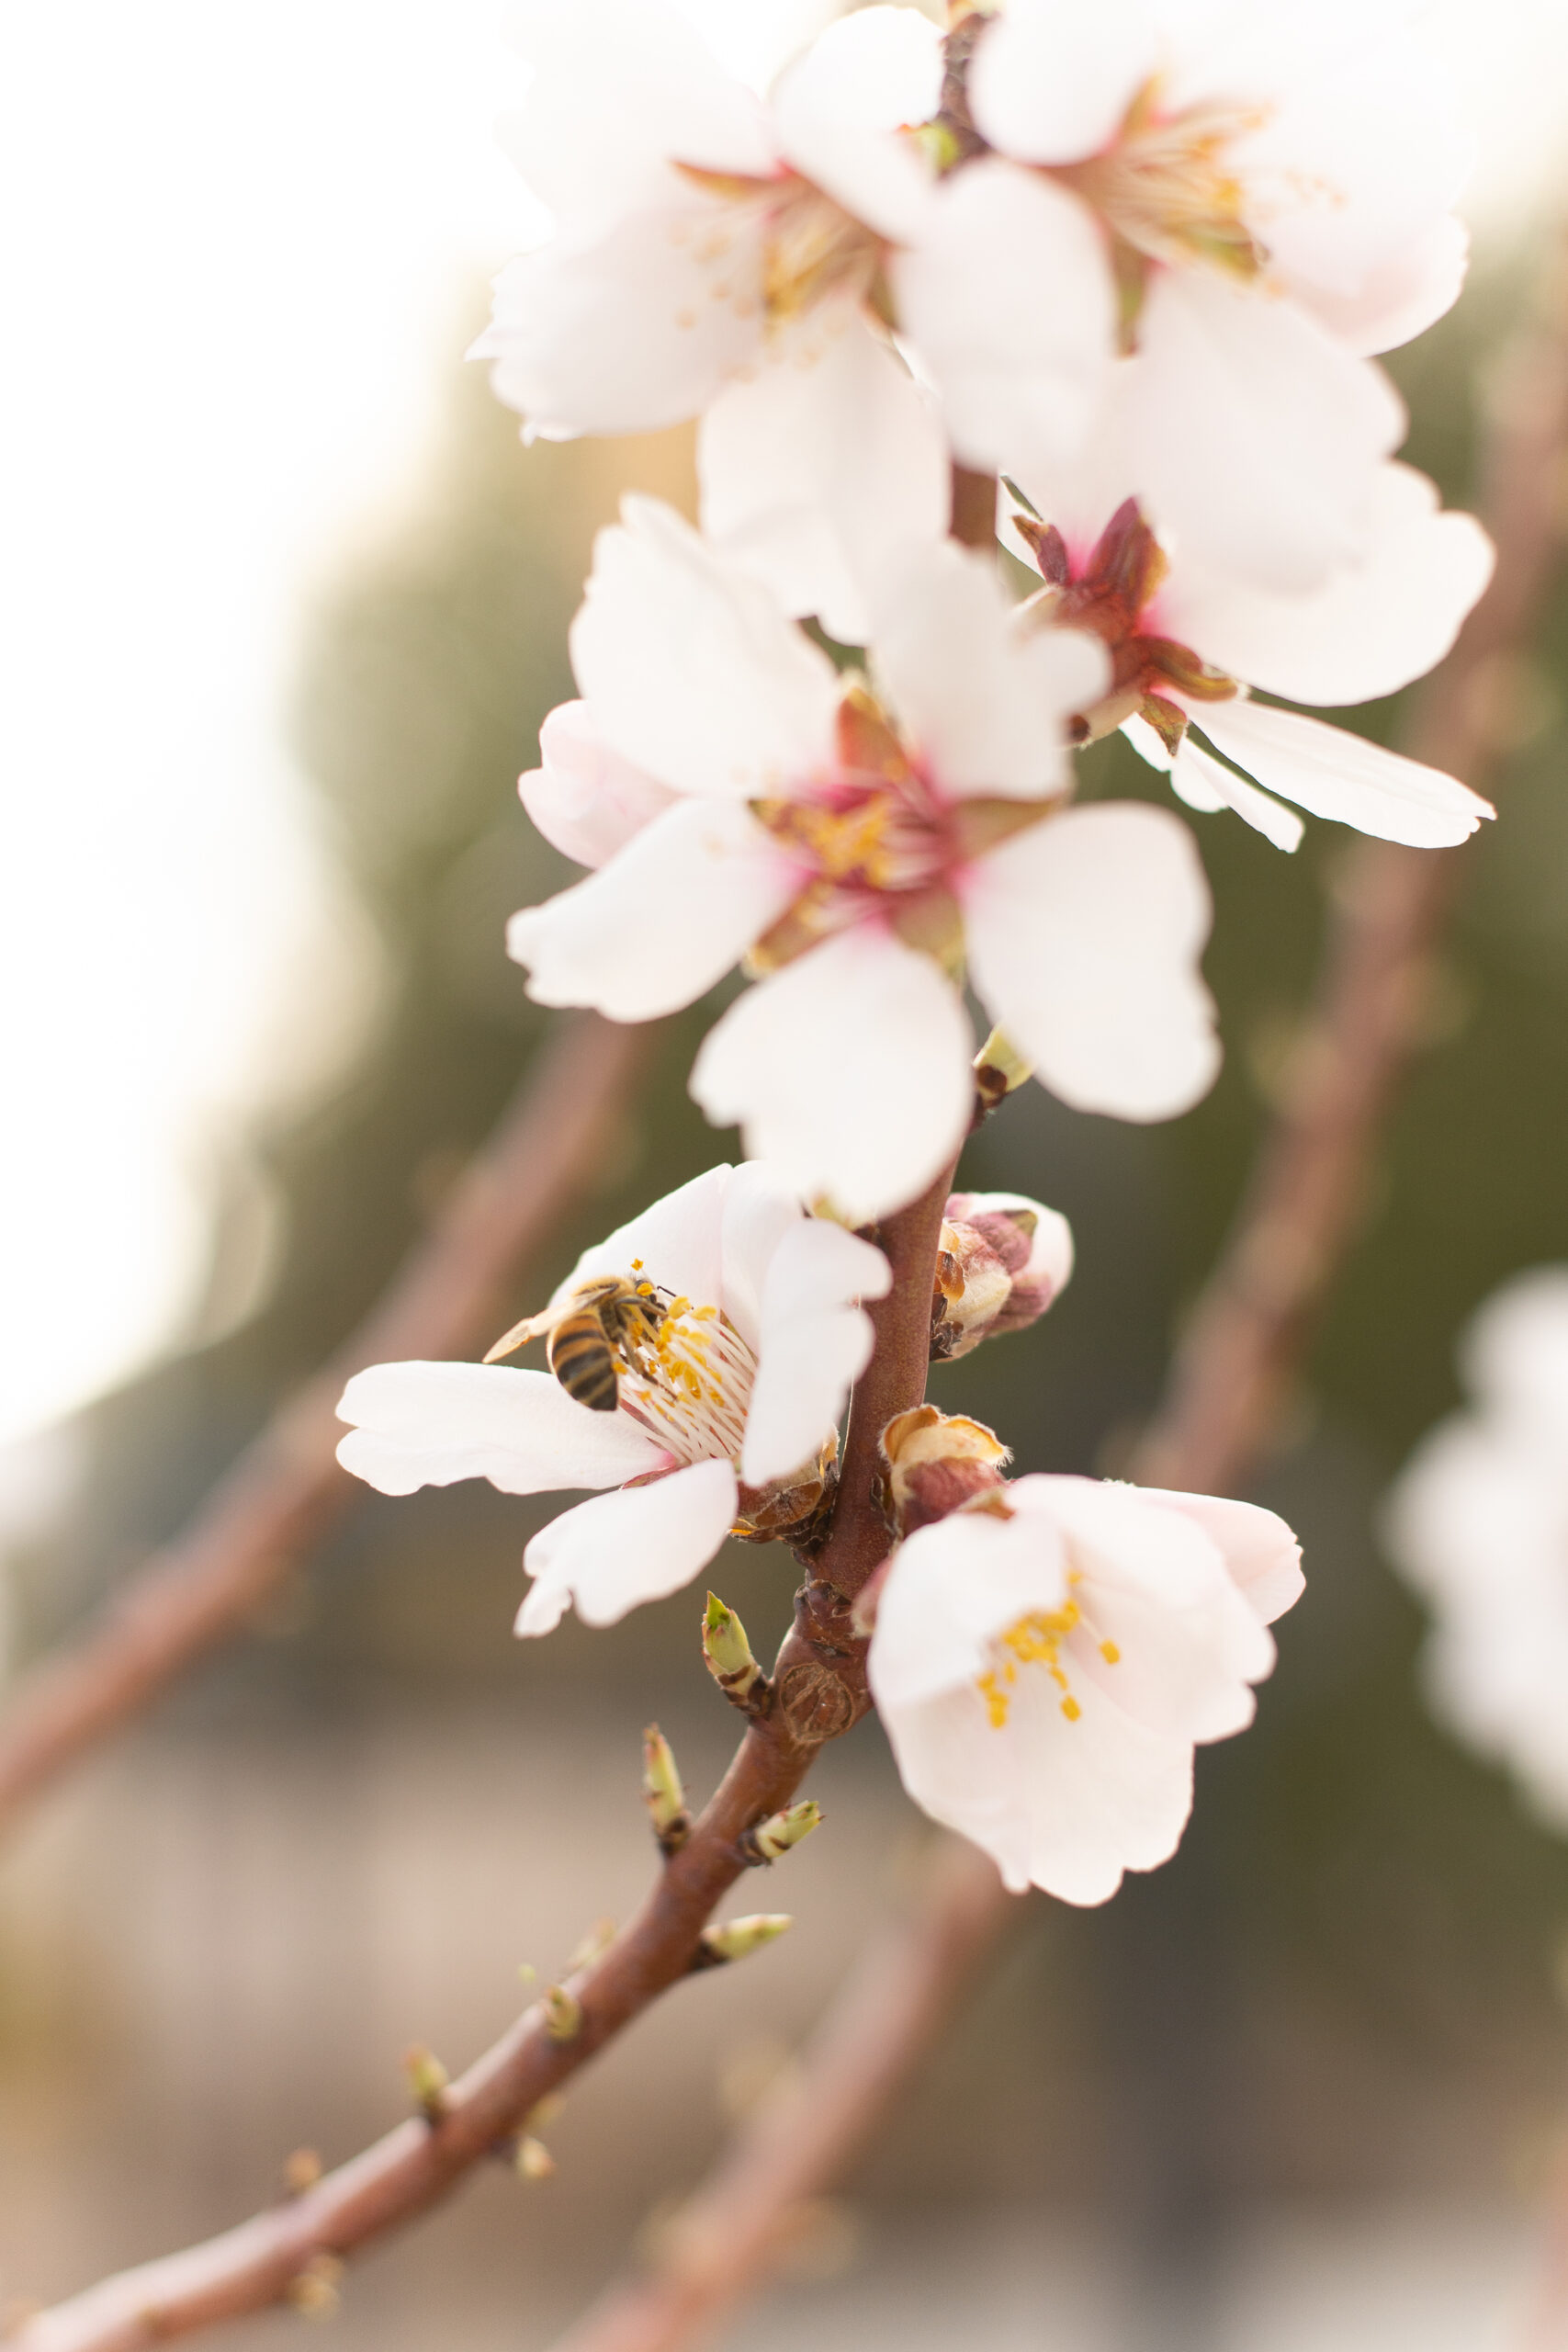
[336, 1162, 888, 1635]
[508, 496, 1221, 1224]
[898, 0, 1470, 590]
[932, 1190, 1075, 1359]
[1385, 1270, 1568, 1830]
[1006, 464, 1495, 852]
[867, 1473, 1303, 1903]
[475, 0, 951, 642]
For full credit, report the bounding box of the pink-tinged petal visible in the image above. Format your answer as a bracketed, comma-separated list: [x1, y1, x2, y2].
[507, 797, 797, 1021]
[1299, 217, 1472, 359]
[1172, 738, 1305, 854]
[477, 209, 765, 441]
[335, 1363, 665, 1498]
[697, 305, 948, 647]
[870, 1508, 1073, 1709]
[1194, 699, 1494, 850]
[967, 0, 1159, 165]
[964, 803, 1220, 1124]
[743, 1218, 890, 1487]
[1134, 1489, 1306, 1626]
[892, 160, 1115, 480]
[516, 1457, 739, 1634]
[874, 1623, 1196, 1904]
[1158, 464, 1494, 709]
[521, 702, 678, 870]
[948, 1191, 1076, 1303]
[1125, 276, 1405, 594]
[570, 497, 841, 796]
[771, 6, 942, 241]
[667, 0, 850, 96]
[560, 1164, 732, 1320]
[870, 542, 1107, 798]
[1013, 1477, 1275, 1743]
[690, 926, 975, 1224]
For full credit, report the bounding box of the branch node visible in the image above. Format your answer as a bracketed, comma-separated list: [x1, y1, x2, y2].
[516, 2135, 557, 2181]
[544, 1984, 584, 2042]
[282, 2147, 323, 2199]
[401, 2044, 449, 2125]
[285, 2255, 343, 2321]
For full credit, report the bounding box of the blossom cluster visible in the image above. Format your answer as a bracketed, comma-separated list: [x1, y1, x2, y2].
[338, 0, 1491, 1904]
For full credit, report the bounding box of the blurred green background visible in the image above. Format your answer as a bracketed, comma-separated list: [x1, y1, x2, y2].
[4, 266, 1568, 2347]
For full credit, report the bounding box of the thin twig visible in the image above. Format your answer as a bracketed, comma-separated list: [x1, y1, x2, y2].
[547, 1838, 1012, 2352]
[7, 1151, 961, 2350]
[0, 1012, 653, 1840]
[537, 257, 1568, 2352]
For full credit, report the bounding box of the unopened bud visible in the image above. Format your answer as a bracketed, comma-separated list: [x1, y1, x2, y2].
[529, 2091, 566, 2132]
[695, 1913, 794, 1968]
[642, 1723, 691, 1853]
[931, 1192, 1073, 1360]
[569, 1916, 617, 1973]
[516, 2135, 557, 2181]
[703, 1592, 764, 1708]
[544, 1984, 582, 2042]
[880, 1406, 1010, 1540]
[743, 1800, 822, 1865]
[283, 2146, 323, 2197]
[287, 2255, 343, 2319]
[403, 2044, 449, 2121]
[973, 1024, 1033, 1112]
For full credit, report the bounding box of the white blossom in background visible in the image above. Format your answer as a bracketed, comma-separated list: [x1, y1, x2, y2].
[1005, 464, 1495, 852]
[1385, 1269, 1568, 1830]
[336, 1163, 888, 1634]
[507, 496, 1223, 1223]
[904, 0, 1471, 591]
[476, 0, 951, 641]
[868, 1474, 1303, 1902]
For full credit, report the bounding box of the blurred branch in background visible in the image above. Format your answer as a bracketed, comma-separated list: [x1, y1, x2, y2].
[537, 238, 1568, 2352]
[0, 1012, 652, 1843]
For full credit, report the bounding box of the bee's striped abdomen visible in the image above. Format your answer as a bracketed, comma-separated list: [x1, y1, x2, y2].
[548, 1314, 621, 1411]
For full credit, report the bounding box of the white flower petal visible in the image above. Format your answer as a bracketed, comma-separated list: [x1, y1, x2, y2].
[1157, 463, 1495, 709]
[478, 209, 763, 440]
[1194, 699, 1494, 850]
[520, 702, 678, 870]
[870, 1507, 1072, 1708]
[892, 160, 1115, 480]
[869, 543, 1107, 798]
[743, 1217, 890, 1487]
[1135, 1488, 1306, 1626]
[1126, 275, 1405, 594]
[508, 797, 796, 1020]
[570, 497, 841, 796]
[963, 803, 1221, 1125]
[967, 0, 1158, 165]
[1298, 216, 1472, 360]
[517, 1457, 739, 1634]
[771, 6, 942, 241]
[560, 1163, 733, 1317]
[690, 926, 975, 1223]
[1173, 737, 1305, 854]
[1459, 1268, 1568, 1454]
[1021, 1476, 1276, 1741]
[697, 306, 949, 646]
[335, 1363, 666, 1498]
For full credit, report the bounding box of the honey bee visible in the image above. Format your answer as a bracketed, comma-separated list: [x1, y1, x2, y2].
[484, 1276, 665, 1413]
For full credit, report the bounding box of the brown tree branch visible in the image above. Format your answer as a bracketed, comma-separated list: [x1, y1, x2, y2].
[8, 1148, 962, 2350]
[547, 1838, 1013, 2352]
[0, 1012, 654, 1840]
[532, 259, 1568, 2352]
